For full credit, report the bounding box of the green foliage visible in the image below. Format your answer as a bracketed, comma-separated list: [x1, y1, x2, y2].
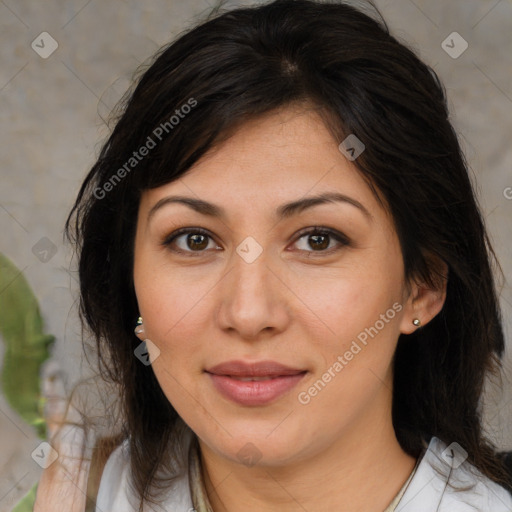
[0, 253, 55, 438]
[11, 482, 38, 512]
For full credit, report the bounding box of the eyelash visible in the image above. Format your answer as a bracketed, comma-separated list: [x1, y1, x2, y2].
[161, 226, 350, 258]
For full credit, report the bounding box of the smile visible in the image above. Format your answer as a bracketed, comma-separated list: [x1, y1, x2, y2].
[205, 360, 307, 406]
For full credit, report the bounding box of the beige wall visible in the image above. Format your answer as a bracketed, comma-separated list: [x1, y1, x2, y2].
[1, 1, 511, 509]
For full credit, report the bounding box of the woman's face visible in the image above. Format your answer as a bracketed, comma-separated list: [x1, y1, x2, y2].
[133, 105, 422, 468]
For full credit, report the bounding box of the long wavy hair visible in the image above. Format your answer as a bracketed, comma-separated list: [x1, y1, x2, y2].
[65, 0, 512, 508]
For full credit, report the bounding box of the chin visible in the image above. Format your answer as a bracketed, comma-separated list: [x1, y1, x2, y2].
[207, 428, 312, 468]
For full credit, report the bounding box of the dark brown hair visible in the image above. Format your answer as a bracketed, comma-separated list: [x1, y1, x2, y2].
[65, 0, 512, 507]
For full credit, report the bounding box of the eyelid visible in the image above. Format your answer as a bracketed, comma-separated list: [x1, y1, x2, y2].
[161, 227, 219, 256]
[293, 226, 350, 245]
[161, 226, 211, 245]
[161, 226, 350, 256]
[290, 226, 351, 256]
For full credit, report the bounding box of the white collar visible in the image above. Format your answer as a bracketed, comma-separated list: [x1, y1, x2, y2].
[396, 436, 512, 511]
[96, 430, 512, 511]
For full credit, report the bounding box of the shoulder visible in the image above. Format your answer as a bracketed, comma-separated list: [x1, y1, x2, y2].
[95, 439, 135, 511]
[398, 436, 512, 512]
[95, 434, 195, 512]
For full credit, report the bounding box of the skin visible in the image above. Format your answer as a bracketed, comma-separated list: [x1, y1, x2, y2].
[133, 104, 447, 512]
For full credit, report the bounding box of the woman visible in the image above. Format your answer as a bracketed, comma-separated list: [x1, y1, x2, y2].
[35, 0, 512, 510]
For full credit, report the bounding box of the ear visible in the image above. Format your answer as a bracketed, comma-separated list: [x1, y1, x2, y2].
[134, 321, 146, 341]
[399, 256, 448, 335]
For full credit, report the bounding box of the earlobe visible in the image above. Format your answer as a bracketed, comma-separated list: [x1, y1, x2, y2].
[134, 316, 145, 340]
[400, 260, 448, 335]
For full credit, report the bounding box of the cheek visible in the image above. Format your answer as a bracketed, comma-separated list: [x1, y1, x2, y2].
[135, 262, 220, 366]
[289, 255, 405, 397]
[141, 296, 208, 362]
[292, 278, 402, 439]
[291, 258, 403, 341]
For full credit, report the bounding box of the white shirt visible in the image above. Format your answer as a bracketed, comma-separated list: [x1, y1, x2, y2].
[95, 428, 512, 512]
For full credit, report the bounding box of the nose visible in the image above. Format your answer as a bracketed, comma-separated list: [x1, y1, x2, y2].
[215, 242, 291, 341]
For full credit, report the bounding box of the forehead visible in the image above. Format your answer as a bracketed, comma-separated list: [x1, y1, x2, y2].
[139, 106, 385, 220]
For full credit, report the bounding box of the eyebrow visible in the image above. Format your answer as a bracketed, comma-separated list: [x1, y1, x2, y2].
[147, 191, 373, 223]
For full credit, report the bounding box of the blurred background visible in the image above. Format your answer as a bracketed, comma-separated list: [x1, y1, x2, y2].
[1, 0, 511, 509]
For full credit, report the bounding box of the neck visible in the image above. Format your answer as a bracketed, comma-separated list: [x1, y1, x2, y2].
[199, 385, 417, 512]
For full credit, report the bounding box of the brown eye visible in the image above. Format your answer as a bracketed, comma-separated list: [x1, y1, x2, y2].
[293, 227, 350, 254]
[307, 233, 330, 250]
[162, 228, 220, 255]
[186, 233, 209, 250]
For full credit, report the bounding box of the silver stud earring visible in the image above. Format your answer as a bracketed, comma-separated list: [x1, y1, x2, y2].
[412, 318, 421, 327]
[134, 316, 145, 335]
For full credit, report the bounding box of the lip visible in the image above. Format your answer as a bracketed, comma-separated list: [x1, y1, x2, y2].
[206, 360, 306, 377]
[206, 360, 307, 406]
